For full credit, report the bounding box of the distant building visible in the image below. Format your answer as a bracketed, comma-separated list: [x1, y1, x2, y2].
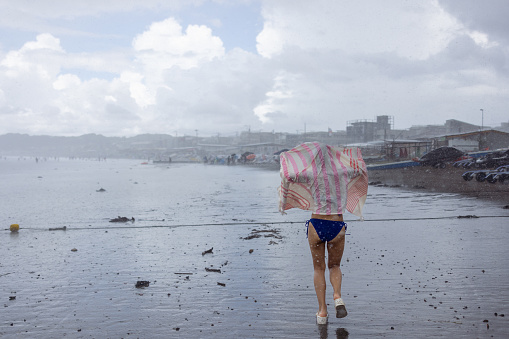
[406, 124, 447, 139]
[239, 130, 284, 145]
[495, 121, 509, 133]
[346, 115, 393, 143]
[444, 119, 481, 134]
[285, 130, 347, 148]
[431, 130, 509, 152]
[407, 119, 482, 139]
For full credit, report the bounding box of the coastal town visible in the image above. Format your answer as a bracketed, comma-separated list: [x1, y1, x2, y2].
[1, 116, 509, 165]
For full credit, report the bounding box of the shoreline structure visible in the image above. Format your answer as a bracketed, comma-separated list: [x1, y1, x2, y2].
[244, 159, 508, 204]
[367, 163, 508, 203]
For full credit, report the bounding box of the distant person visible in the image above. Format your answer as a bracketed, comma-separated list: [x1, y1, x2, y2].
[278, 142, 368, 325]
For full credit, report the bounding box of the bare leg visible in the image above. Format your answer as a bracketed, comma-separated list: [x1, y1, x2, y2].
[327, 228, 347, 317]
[308, 223, 327, 317]
[327, 228, 346, 300]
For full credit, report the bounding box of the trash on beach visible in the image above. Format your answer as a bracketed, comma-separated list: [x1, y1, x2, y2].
[457, 215, 479, 219]
[135, 281, 150, 288]
[48, 226, 67, 231]
[249, 249, 254, 253]
[9, 224, 19, 232]
[205, 267, 221, 273]
[9, 296, 16, 300]
[71, 248, 77, 252]
[202, 247, 213, 255]
[109, 216, 135, 223]
[242, 228, 282, 240]
[96, 188, 106, 192]
[243, 233, 261, 240]
[217, 282, 226, 287]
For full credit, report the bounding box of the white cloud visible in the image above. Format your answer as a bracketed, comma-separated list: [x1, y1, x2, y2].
[0, 88, 5, 107]
[254, 71, 297, 123]
[133, 18, 225, 71]
[468, 31, 499, 48]
[257, 0, 462, 60]
[0, 1, 508, 136]
[53, 74, 81, 90]
[438, 0, 509, 45]
[1, 33, 64, 79]
[21, 33, 64, 52]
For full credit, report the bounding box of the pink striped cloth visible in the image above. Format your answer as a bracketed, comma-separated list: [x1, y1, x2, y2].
[278, 142, 368, 217]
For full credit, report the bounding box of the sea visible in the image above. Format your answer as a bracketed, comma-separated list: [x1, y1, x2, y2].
[1, 157, 508, 338]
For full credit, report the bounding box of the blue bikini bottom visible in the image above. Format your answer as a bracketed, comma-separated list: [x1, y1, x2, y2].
[306, 218, 347, 243]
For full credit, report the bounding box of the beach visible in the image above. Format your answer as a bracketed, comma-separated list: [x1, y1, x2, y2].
[1, 158, 509, 338]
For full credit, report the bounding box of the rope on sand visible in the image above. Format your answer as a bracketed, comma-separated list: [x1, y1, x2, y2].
[6, 215, 509, 232]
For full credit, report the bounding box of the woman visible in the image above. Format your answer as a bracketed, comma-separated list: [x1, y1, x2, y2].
[278, 142, 368, 324]
[307, 213, 347, 324]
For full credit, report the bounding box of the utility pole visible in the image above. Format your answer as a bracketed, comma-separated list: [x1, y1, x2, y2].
[480, 108, 484, 150]
[480, 109, 484, 132]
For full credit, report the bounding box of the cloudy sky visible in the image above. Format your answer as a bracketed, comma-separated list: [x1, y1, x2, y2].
[0, 0, 507, 137]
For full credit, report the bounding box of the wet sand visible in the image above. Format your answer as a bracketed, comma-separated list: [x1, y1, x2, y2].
[1, 161, 509, 338]
[3, 214, 509, 338]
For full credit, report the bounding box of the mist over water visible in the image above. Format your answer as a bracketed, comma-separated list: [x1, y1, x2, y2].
[1, 158, 286, 229]
[1, 157, 508, 338]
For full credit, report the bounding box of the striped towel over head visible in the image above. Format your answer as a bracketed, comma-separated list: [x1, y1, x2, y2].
[278, 142, 368, 217]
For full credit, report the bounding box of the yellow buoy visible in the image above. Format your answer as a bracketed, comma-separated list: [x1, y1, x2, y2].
[10, 224, 19, 232]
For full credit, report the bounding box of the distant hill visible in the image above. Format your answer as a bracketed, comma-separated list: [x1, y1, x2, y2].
[0, 133, 175, 158]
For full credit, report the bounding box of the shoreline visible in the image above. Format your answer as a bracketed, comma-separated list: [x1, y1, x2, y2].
[234, 160, 509, 204]
[367, 165, 509, 204]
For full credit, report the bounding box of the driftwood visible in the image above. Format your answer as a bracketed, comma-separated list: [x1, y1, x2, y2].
[49, 226, 67, 231]
[202, 247, 213, 255]
[205, 267, 221, 273]
[109, 216, 135, 223]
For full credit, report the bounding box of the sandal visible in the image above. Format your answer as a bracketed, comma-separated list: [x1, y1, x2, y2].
[316, 312, 328, 325]
[335, 298, 348, 318]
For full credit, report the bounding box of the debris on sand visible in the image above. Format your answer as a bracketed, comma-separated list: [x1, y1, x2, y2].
[96, 188, 106, 192]
[243, 233, 261, 240]
[135, 281, 150, 288]
[202, 247, 213, 255]
[217, 282, 226, 287]
[71, 248, 78, 252]
[49, 226, 67, 231]
[205, 267, 221, 273]
[249, 249, 254, 253]
[109, 216, 135, 223]
[242, 228, 282, 241]
[457, 215, 479, 219]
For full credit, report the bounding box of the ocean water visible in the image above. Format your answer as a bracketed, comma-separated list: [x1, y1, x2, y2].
[1, 157, 508, 338]
[0, 157, 288, 229]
